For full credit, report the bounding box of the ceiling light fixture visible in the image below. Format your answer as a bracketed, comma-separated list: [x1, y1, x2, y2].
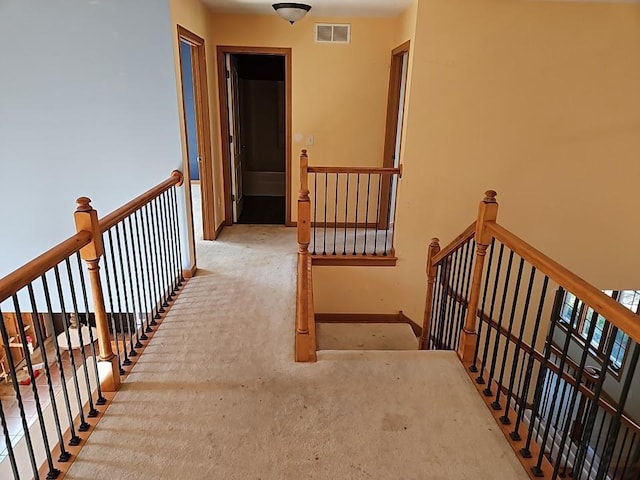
[272, 3, 312, 24]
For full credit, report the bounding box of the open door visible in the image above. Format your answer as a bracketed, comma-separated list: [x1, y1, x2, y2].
[226, 54, 244, 222]
[379, 41, 410, 229]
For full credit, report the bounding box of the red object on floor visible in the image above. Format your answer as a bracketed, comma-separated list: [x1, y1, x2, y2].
[19, 369, 41, 386]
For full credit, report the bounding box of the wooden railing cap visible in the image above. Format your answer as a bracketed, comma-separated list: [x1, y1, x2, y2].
[171, 170, 184, 187]
[484, 190, 498, 203]
[430, 238, 440, 247]
[76, 197, 93, 212]
[301, 149, 308, 157]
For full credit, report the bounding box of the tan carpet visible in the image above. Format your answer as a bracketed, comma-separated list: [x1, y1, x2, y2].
[66, 225, 527, 480]
[317, 323, 419, 350]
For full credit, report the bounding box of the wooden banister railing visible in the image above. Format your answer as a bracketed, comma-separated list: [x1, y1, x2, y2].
[0, 170, 185, 479]
[0, 232, 92, 303]
[485, 222, 640, 345]
[423, 190, 640, 479]
[98, 170, 183, 232]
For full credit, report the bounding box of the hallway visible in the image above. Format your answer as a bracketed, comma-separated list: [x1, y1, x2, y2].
[65, 225, 527, 479]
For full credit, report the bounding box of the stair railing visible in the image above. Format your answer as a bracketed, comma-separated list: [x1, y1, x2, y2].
[422, 190, 640, 479]
[297, 150, 402, 266]
[0, 170, 184, 479]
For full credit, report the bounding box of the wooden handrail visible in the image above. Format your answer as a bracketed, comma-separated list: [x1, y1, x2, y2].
[432, 221, 476, 265]
[486, 222, 640, 345]
[0, 231, 92, 303]
[307, 166, 402, 176]
[99, 170, 183, 232]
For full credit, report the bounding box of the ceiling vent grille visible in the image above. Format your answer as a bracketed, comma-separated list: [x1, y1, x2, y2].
[315, 23, 351, 44]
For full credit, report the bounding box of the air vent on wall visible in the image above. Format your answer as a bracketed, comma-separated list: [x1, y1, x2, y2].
[315, 23, 351, 44]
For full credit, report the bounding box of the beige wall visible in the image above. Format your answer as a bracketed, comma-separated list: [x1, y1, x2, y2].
[208, 13, 397, 224]
[316, 0, 640, 324]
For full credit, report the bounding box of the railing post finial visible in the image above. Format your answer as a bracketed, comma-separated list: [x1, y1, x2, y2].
[483, 190, 497, 203]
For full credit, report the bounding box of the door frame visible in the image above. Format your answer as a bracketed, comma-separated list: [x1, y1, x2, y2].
[216, 46, 293, 227]
[177, 25, 217, 246]
[379, 40, 410, 229]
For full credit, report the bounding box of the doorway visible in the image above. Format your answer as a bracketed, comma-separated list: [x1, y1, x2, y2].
[177, 26, 216, 253]
[380, 41, 410, 228]
[217, 46, 292, 226]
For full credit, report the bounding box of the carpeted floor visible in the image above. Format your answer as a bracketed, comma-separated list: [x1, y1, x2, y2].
[65, 225, 527, 480]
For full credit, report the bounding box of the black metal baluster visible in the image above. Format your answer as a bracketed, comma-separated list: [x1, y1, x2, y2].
[322, 173, 328, 256]
[13, 295, 62, 479]
[440, 251, 456, 349]
[0, 305, 39, 478]
[313, 173, 317, 255]
[122, 218, 142, 351]
[427, 263, 442, 349]
[493, 257, 525, 411]
[53, 265, 90, 432]
[64, 258, 99, 418]
[521, 286, 561, 461]
[532, 293, 582, 477]
[500, 265, 536, 427]
[446, 248, 464, 350]
[509, 275, 549, 441]
[353, 174, 360, 255]
[612, 426, 630, 477]
[373, 174, 382, 256]
[132, 211, 150, 341]
[169, 185, 185, 285]
[331, 173, 338, 255]
[439, 255, 456, 349]
[470, 238, 496, 374]
[41, 273, 82, 446]
[620, 432, 637, 479]
[107, 229, 130, 367]
[551, 307, 601, 478]
[483, 248, 514, 395]
[75, 253, 106, 406]
[143, 203, 161, 324]
[162, 190, 178, 296]
[141, 205, 158, 328]
[115, 223, 137, 358]
[159, 191, 174, 301]
[101, 233, 125, 374]
[362, 174, 371, 255]
[429, 263, 444, 348]
[0, 388, 19, 478]
[343, 173, 349, 256]
[588, 410, 610, 478]
[148, 201, 164, 316]
[477, 243, 505, 385]
[455, 240, 474, 348]
[383, 173, 395, 257]
[152, 197, 169, 310]
[596, 343, 640, 479]
[28, 283, 71, 463]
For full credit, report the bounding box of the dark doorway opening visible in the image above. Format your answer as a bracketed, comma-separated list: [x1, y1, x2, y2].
[225, 53, 287, 225]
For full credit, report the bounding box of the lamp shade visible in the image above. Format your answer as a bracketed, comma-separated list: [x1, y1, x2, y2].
[272, 3, 312, 24]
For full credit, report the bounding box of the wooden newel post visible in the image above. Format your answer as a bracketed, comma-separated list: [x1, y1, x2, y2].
[74, 197, 121, 392]
[419, 238, 441, 350]
[295, 150, 313, 361]
[457, 190, 498, 363]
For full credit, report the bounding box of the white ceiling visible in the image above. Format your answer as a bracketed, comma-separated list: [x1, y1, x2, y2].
[202, 0, 415, 18]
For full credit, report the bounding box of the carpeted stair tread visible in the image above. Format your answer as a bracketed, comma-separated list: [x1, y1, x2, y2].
[317, 322, 418, 351]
